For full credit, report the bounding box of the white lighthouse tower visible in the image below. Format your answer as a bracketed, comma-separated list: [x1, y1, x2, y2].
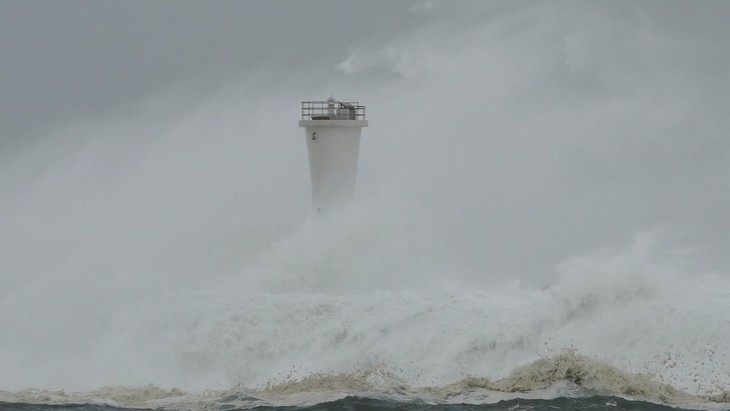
[300, 97, 368, 213]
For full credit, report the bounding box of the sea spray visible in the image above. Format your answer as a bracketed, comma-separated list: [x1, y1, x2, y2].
[2, 351, 727, 409]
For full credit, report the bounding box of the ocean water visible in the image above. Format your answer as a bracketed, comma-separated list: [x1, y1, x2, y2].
[2, 175, 730, 411]
[1, 210, 729, 410]
[0, 395, 718, 411]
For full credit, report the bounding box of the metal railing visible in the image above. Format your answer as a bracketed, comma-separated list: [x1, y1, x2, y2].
[301, 100, 366, 121]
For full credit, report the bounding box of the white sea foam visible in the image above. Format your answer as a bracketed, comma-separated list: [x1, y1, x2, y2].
[1, 210, 728, 408]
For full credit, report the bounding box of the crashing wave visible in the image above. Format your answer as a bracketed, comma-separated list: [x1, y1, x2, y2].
[2, 350, 727, 410]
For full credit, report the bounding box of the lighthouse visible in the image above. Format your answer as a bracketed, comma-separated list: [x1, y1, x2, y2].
[300, 97, 368, 213]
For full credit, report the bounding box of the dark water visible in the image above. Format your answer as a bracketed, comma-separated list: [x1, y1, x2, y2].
[255, 396, 714, 410]
[0, 396, 718, 411]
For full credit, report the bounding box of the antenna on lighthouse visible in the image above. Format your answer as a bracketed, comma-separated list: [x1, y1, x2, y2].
[299, 98, 368, 213]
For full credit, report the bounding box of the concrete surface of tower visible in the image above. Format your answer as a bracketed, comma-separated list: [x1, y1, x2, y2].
[299, 97, 368, 213]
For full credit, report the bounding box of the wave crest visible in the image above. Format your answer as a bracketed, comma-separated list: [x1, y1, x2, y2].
[2, 350, 727, 409]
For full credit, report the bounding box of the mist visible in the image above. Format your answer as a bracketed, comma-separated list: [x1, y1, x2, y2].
[1, 0, 729, 395]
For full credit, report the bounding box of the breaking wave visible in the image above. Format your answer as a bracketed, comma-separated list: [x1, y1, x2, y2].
[2, 351, 729, 410]
[1, 225, 729, 409]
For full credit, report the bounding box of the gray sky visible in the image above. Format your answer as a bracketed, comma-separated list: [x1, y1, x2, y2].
[0, 0, 428, 147]
[1, 0, 729, 289]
